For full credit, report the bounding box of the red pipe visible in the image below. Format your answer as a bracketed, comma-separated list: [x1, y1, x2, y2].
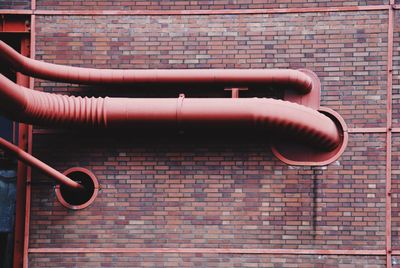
[0, 40, 313, 94]
[0, 136, 83, 190]
[0, 74, 339, 150]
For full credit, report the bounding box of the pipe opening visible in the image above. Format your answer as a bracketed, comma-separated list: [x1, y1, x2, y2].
[55, 168, 99, 210]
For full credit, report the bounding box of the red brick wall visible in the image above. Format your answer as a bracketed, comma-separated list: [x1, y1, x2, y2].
[393, 134, 400, 249]
[0, 0, 30, 9]
[34, 0, 386, 10]
[29, 133, 386, 250]
[22, 4, 396, 268]
[29, 253, 386, 267]
[393, 11, 400, 127]
[35, 11, 388, 128]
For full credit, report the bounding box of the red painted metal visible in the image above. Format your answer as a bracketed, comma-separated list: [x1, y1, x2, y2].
[27, 247, 386, 256]
[0, 42, 348, 165]
[0, 40, 313, 94]
[0, 74, 340, 151]
[12, 37, 30, 268]
[386, 3, 394, 267]
[0, 136, 83, 190]
[22, 124, 31, 268]
[0, 5, 388, 16]
[225, 88, 247, 98]
[0, 15, 30, 33]
[23, 14, 35, 267]
[0, 10, 32, 15]
[55, 167, 99, 210]
[13, 123, 28, 268]
[271, 107, 348, 166]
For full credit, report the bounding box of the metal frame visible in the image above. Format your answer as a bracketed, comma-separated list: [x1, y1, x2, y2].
[386, 2, 395, 267]
[12, 38, 32, 268]
[0, 0, 396, 267]
[28, 248, 386, 255]
[0, 11, 35, 268]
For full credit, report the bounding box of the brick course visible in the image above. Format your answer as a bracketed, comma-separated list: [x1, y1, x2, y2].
[28, 253, 386, 267]
[393, 10, 400, 127]
[35, 0, 387, 11]
[0, 0, 30, 9]
[392, 133, 400, 250]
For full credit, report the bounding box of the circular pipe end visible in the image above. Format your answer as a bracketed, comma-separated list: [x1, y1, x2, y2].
[271, 107, 348, 166]
[55, 167, 99, 210]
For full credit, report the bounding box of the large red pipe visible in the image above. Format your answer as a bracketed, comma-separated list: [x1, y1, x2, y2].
[0, 40, 313, 94]
[0, 137, 83, 190]
[0, 74, 339, 150]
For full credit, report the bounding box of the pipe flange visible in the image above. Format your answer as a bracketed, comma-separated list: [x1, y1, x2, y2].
[55, 167, 99, 210]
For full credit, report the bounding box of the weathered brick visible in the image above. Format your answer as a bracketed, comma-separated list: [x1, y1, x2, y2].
[28, 253, 386, 267]
[35, 11, 388, 128]
[34, 0, 387, 11]
[0, 0, 30, 9]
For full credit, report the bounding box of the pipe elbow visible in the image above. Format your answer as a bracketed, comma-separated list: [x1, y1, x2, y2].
[0, 74, 106, 127]
[251, 98, 340, 151]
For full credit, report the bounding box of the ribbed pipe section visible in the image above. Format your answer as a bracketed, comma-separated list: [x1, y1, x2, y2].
[0, 74, 339, 150]
[23, 91, 106, 127]
[0, 40, 313, 94]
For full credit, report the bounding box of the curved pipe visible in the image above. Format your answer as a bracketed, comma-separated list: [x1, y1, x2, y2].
[0, 40, 313, 94]
[0, 74, 339, 150]
[0, 137, 83, 190]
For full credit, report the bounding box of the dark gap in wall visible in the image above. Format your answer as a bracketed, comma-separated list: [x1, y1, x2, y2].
[71, 83, 285, 99]
[0, 37, 21, 268]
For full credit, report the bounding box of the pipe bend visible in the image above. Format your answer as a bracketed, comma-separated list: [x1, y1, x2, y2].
[0, 74, 339, 150]
[0, 40, 313, 94]
[249, 98, 340, 150]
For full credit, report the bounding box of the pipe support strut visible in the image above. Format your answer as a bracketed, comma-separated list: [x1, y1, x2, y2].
[0, 137, 83, 190]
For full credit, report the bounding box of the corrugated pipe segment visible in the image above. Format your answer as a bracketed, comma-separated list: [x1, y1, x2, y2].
[0, 74, 339, 150]
[0, 41, 313, 94]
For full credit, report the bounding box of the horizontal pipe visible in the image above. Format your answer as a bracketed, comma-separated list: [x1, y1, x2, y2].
[0, 137, 83, 190]
[0, 40, 313, 94]
[0, 74, 340, 150]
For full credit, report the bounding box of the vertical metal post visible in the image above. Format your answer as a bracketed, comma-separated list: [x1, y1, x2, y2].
[12, 37, 31, 268]
[386, 1, 394, 267]
[224, 88, 247, 98]
[22, 12, 35, 267]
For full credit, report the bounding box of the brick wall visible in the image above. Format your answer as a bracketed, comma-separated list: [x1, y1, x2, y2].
[393, 134, 400, 251]
[23, 5, 396, 268]
[393, 11, 400, 127]
[29, 133, 386, 250]
[29, 253, 386, 267]
[35, 0, 387, 10]
[35, 12, 388, 128]
[0, 0, 30, 9]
